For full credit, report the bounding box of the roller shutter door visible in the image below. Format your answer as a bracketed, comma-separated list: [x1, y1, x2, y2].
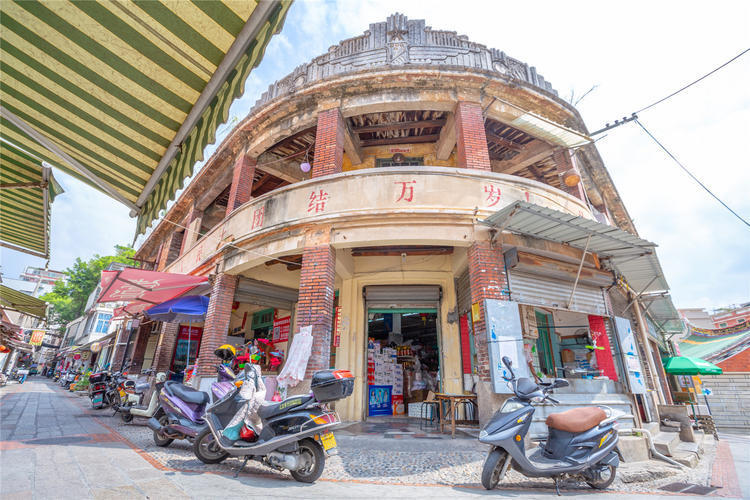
[455, 270, 472, 315]
[507, 272, 607, 316]
[364, 285, 441, 310]
[234, 278, 298, 310]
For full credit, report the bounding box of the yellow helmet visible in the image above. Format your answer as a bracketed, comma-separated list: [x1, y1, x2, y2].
[214, 344, 236, 361]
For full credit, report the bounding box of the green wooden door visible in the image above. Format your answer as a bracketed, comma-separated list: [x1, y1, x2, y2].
[535, 311, 555, 377]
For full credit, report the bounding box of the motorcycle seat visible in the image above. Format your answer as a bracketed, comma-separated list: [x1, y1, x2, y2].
[546, 407, 607, 433]
[165, 381, 209, 405]
[258, 395, 314, 420]
[135, 382, 150, 394]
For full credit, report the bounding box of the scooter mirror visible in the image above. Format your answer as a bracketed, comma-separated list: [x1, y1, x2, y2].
[553, 378, 569, 388]
[502, 356, 512, 368]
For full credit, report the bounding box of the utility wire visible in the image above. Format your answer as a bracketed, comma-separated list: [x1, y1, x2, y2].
[635, 119, 750, 228]
[635, 48, 750, 114]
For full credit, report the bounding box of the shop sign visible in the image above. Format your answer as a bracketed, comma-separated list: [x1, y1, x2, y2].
[613, 316, 646, 394]
[388, 147, 411, 153]
[29, 330, 45, 346]
[471, 302, 481, 324]
[333, 307, 342, 347]
[272, 316, 290, 342]
[80, 351, 90, 361]
[484, 299, 529, 394]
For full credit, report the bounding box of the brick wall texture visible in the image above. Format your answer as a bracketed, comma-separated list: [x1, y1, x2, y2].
[196, 274, 238, 377]
[467, 241, 509, 381]
[312, 108, 344, 178]
[226, 154, 256, 216]
[180, 204, 203, 255]
[717, 347, 750, 372]
[129, 324, 152, 374]
[153, 322, 179, 373]
[700, 372, 750, 431]
[455, 101, 491, 171]
[296, 245, 336, 377]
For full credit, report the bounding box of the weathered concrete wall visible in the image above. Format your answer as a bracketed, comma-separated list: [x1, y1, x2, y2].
[700, 372, 750, 431]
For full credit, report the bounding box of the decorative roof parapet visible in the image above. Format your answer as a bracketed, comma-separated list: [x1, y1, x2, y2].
[252, 13, 557, 112]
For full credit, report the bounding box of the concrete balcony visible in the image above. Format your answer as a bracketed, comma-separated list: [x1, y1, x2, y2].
[167, 166, 593, 275]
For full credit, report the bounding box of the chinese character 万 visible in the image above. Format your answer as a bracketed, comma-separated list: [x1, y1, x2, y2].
[308, 190, 329, 213]
[484, 185, 502, 207]
[251, 206, 265, 229]
[395, 180, 416, 202]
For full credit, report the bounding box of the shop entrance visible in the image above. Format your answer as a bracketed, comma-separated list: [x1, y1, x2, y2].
[363, 285, 442, 419]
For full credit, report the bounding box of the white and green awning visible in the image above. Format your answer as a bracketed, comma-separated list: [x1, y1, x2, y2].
[0, 0, 292, 236]
[0, 141, 63, 258]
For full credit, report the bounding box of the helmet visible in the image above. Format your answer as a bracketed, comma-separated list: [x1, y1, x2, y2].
[214, 344, 236, 361]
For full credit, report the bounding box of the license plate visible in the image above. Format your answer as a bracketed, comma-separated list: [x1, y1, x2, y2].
[92, 395, 103, 405]
[319, 431, 336, 451]
[119, 389, 126, 398]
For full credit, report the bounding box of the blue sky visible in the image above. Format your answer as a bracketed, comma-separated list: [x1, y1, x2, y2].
[1, 0, 748, 310]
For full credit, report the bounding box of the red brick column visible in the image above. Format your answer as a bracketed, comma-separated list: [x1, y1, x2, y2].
[455, 101, 491, 171]
[196, 274, 237, 377]
[129, 324, 152, 374]
[468, 241, 509, 381]
[312, 108, 345, 178]
[295, 245, 336, 377]
[153, 322, 179, 372]
[226, 153, 256, 216]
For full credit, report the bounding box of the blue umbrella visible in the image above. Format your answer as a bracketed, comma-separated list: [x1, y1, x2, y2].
[145, 295, 209, 370]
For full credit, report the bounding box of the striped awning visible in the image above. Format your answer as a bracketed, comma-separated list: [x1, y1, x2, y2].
[0, 0, 292, 236]
[0, 141, 63, 258]
[0, 284, 48, 319]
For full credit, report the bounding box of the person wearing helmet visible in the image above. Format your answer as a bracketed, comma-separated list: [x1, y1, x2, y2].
[218, 343, 266, 447]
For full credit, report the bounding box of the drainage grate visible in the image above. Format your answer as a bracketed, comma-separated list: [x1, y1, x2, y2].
[660, 482, 718, 495]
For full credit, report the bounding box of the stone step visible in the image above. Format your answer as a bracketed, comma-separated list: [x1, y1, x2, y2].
[653, 431, 681, 457]
[673, 451, 700, 468]
[641, 422, 660, 436]
[616, 435, 650, 462]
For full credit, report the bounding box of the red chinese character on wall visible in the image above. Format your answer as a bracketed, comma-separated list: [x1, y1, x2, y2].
[308, 189, 329, 213]
[251, 206, 264, 230]
[484, 185, 502, 207]
[395, 180, 416, 202]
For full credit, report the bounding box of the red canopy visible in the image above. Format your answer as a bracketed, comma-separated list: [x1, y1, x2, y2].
[98, 268, 208, 317]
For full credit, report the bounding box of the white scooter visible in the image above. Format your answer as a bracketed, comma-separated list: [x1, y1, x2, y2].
[120, 371, 167, 423]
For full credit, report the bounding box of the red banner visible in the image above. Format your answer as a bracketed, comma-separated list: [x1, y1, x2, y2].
[272, 316, 290, 342]
[588, 315, 618, 381]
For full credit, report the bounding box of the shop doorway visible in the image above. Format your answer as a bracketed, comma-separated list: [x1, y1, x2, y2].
[363, 285, 442, 420]
[170, 325, 202, 380]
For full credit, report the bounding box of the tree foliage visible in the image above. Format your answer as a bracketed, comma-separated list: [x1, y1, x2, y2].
[42, 245, 136, 328]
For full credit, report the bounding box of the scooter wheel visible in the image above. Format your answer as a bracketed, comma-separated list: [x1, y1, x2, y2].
[121, 411, 133, 423]
[193, 428, 229, 464]
[481, 448, 507, 490]
[153, 414, 174, 448]
[586, 464, 616, 490]
[290, 438, 325, 483]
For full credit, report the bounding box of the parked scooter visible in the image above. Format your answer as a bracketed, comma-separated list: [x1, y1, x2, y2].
[89, 370, 111, 409]
[479, 356, 619, 494]
[120, 371, 167, 423]
[147, 363, 238, 447]
[192, 366, 354, 483]
[60, 370, 77, 389]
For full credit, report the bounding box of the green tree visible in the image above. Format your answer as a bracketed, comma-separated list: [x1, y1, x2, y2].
[42, 245, 136, 328]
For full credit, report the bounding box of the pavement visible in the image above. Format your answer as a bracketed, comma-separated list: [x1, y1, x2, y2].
[1, 378, 747, 499]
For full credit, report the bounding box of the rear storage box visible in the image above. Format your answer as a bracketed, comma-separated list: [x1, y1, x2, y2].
[312, 370, 354, 402]
[89, 372, 108, 384]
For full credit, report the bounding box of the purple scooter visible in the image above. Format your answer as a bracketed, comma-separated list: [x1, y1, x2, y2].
[147, 363, 238, 448]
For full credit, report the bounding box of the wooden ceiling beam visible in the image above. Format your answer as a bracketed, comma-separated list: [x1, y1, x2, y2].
[353, 119, 446, 134]
[343, 116, 364, 165]
[485, 131, 525, 152]
[435, 112, 456, 160]
[360, 134, 440, 147]
[492, 140, 558, 175]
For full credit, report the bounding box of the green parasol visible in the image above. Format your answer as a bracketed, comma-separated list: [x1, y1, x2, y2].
[662, 356, 723, 375]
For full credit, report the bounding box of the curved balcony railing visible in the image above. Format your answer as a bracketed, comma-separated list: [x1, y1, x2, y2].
[167, 166, 593, 274]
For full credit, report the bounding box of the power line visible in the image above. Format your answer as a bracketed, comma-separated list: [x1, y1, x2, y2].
[635, 119, 750, 229]
[635, 48, 750, 114]
[591, 47, 750, 135]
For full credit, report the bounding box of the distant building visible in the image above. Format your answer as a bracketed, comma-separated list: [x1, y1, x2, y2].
[678, 308, 714, 329]
[712, 303, 750, 329]
[0, 266, 66, 298]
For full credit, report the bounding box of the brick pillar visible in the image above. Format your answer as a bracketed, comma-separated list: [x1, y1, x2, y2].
[226, 153, 256, 216]
[180, 204, 203, 255]
[467, 241, 509, 382]
[554, 149, 585, 200]
[196, 274, 237, 378]
[295, 245, 336, 377]
[157, 230, 183, 271]
[455, 101, 491, 171]
[312, 108, 345, 178]
[153, 322, 179, 372]
[129, 324, 152, 374]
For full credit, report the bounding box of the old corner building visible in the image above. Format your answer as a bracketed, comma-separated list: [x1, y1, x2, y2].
[132, 13, 681, 431]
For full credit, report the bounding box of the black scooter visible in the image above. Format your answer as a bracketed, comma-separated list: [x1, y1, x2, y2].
[193, 366, 355, 483]
[479, 356, 619, 494]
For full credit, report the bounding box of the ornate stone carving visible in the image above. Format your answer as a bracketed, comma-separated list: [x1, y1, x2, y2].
[252, 13, 557, 112]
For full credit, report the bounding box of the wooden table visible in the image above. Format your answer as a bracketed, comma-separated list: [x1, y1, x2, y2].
[435, 393, 479, 438]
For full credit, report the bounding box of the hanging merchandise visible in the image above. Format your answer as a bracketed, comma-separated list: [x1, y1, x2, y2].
[276, 325, 313, 388]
